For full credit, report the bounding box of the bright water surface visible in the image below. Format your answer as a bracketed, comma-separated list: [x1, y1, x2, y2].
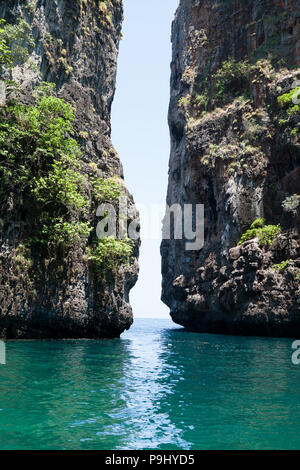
[0, 318, 299, 450]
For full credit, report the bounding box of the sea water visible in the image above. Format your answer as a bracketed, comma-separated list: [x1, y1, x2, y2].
[0, 318, 299, 450]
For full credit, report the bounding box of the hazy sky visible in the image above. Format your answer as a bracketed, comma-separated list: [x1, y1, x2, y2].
[112, 0, 178, 318]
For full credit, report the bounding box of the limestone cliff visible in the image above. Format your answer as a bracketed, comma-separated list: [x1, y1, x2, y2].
[0, 0, 139, 338]
[162, 0, 300, 337]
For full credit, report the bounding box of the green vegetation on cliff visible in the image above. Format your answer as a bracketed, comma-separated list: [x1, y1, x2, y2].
[272, 259, 291, 272]
[282, 194, 300, 215]
[238, 218, 282, 247]
[0, 22, 133, 273]
[278, 86, 300, 112]
[278, 86, 300, 135]
[0, 18, 34, 68]
[0, 82, 92, 246]
[87, 237, 134, 277]
[0, 83, 133, 266]
[0, 20, 12, 67]
[213, 59, 250, 106]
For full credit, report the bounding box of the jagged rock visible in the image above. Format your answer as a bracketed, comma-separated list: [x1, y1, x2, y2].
[0, 0, 139, 338]
[162, 0, 300, 337]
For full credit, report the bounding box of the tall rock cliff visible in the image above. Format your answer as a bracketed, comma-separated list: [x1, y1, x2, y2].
[0, 0, 139, 338]
[162, 0, 300, 337]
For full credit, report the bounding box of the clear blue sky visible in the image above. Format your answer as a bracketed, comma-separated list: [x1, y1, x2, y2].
[111, 0, 178, 318]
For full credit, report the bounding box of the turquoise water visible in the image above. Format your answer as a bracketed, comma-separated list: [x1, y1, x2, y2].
[0, 318, 299, 450]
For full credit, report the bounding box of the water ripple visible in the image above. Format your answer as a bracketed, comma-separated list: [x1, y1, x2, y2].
[0, 318, 299, 450]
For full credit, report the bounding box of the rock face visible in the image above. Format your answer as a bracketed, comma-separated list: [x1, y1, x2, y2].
[162, 0, 300, 337]
[0, 0, 139, 338]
